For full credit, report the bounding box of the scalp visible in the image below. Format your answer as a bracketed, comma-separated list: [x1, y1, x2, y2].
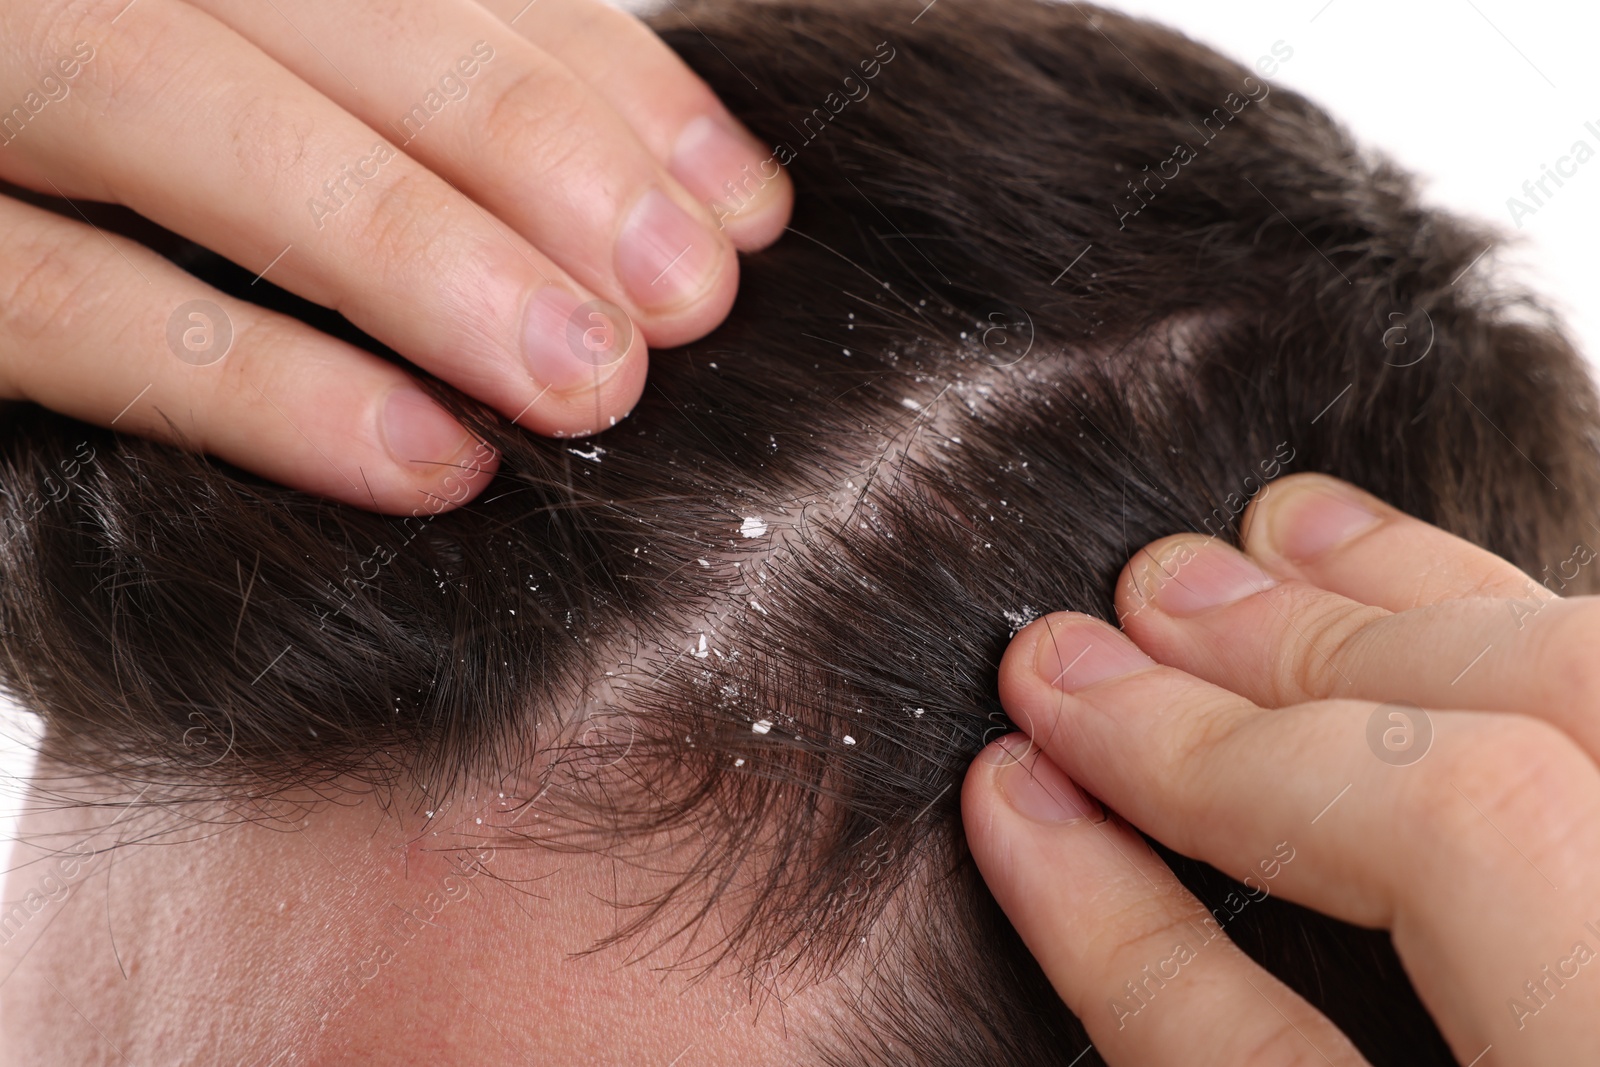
[2, 2, 1598, 1065]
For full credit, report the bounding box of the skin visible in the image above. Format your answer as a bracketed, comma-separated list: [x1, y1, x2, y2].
[0, 772, 841, 1065]
[0, 0, 791, 513]
[964, 472, 1600, 1065]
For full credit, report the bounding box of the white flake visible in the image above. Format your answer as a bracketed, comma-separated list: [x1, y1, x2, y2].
[740, 516, 768, 538]
[1002, 606, 1041, 636]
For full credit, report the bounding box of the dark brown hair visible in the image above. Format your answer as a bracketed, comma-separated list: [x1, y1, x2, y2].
[5, 1, 1600, 1063]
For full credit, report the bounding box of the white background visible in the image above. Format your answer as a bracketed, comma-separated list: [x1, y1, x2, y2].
[4, 0, 1599, 868]
[1106, 0, 1600, 364]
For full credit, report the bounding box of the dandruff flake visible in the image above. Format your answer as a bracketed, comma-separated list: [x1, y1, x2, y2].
[1002, 606, 1041, 636]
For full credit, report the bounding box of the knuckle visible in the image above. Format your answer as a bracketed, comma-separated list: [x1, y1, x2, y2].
[1280, 596, 1384, 702]
[344, 170, 529, 373]
[1159, 690, 1254, 806]
[0, 221, 113, 349]
[10, 0, 91, 67]
[349, 168, 454, 286]
[226, 92, 314, 185]
[478, 65, 597, 180]
[1085, 896, 1204, 970]
[51, 3, 184, 114]
[1175, 693, 1251, 768]
[196, 314, 293, 448]
[1234, 1019, 1343, 1067]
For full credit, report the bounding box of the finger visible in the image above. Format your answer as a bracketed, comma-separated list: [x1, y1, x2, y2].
[0, 192, 494, 513]
[480, 0, 792, 250]
[963, 734, 1368, 1067]
[1001, 612, 1600, 1063]
[1115, 533, 1600, 756]
[2, 1, 644, 439]
[1239, 473, 1551, 610]
[190, 0, 741, 346]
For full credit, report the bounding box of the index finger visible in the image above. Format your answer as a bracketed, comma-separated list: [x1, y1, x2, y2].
[1239, 474, 1552, 610]
[1002, 611, 1600, 1063]
[191, 0, 744, 346]
[962, 734, 1368, 1067]
[481, 0, 793, 250]
[5, 0, 645, 439]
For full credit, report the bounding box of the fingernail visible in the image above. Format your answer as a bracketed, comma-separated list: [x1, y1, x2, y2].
[670, 115, 780, 227]
[522, 284, 631, 394]
[616, 186, 724, 313]
[381, 386, 471, 470]
[1140, 539, 1276, 616]
[1033, 614, 1154, 693]
[1268, 477, 1384, 561]
[990, 734, 1101, 824]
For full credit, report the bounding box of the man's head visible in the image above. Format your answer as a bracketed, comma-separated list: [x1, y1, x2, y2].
[4, 1, 1599, 1064]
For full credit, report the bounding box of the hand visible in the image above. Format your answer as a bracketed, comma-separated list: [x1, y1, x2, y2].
[963, 472, 1600, 1065]
[0, 0, 788, 512]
